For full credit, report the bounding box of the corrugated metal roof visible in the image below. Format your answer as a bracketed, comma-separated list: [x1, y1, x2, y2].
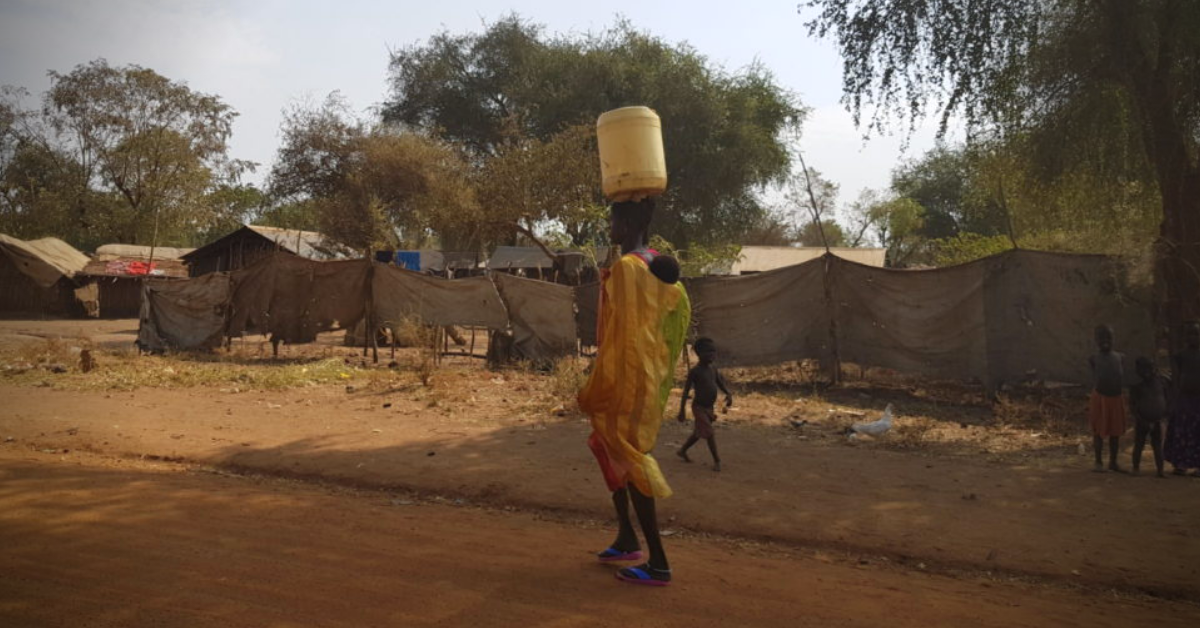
[487, 246, 555, 270]
[182, 225, 353, 263]
[245, 225, 350, 259]
[485, 246, 606, 271]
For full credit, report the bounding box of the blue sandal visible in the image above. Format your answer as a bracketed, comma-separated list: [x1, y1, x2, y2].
[615, 563, 671, 586]
[597, 547, 643, 563]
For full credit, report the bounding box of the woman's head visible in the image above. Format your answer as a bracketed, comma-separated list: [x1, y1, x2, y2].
[609, 198, 655, 248]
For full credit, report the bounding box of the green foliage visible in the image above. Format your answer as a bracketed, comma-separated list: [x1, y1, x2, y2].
[385, 16, 803, 249]
[931, 232, 1013, 267]
[805, 0, 1200, 324]
[1, 60, 249, 250]
[875, 139, 1160, 265]
[196, 183, 264, 246]
[475, 124, 606, 248]
[254, 199, 320, 232]
[649, 234, 741, 278]
[741, 208, 797, 246]
[797, 220, 846, 247]
[892, 146, 1003, 239]
[266, 95, 478, 251]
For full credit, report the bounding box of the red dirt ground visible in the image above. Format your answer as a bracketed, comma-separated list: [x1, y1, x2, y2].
[2, 448, 1197, 628]
[2, 318, 1199, 625]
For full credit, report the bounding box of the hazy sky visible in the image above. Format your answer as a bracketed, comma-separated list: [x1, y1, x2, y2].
[0, 0, 948, 215]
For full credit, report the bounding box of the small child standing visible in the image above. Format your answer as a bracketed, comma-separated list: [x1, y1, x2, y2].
[1088, 325, 1127, 472]
[1128, 357, 1168, 478]
[677, 337, 732, 472]
[1166, 321, 1200, 476]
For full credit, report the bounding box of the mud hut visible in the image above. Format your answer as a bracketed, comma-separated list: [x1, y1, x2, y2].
[77, 245, 192, 318]
[0, 234, 91, 317]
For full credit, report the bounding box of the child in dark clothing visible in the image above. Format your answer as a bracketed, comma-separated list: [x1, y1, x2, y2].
[1088, 325, 1127, 472]
[1166, 321, 1200, 475]
[677, 337, 732, 472]
[1129, 357, 1169, 478]
[649, 254, 681, 285]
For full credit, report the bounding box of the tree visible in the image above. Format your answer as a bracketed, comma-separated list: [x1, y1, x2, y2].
[45, 59, 249, 247]
[741, 208, 797, 246]
[475, 123, 605, 248]
[782, 164, 841, 245]
[1, 60, 249, 249]
[198, 183, 265, 245]
[804, 0, 1200, 335]
[891, 145, 1005, 240]
[384, 16, 803, 248]
[797, 220, 847, 247]
[847, 194, 928, 267]
[267, 95, 478, 251]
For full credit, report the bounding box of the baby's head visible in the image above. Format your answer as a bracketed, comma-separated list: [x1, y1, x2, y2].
[649, 254, 681, 285]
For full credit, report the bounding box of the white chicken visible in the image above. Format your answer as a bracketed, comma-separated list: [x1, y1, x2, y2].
[845, 404, 894, 438]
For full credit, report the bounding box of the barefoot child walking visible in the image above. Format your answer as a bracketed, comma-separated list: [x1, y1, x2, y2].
[1088, 325, 1127, 472]
[1129, 357, 1169, 478]
[677, 337, 732, 472]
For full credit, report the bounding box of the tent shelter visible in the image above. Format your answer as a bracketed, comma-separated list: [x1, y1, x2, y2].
[0, 233, 91, 317]
[181, 225, 351, 277]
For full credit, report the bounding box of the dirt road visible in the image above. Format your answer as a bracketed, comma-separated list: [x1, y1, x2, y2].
[5, 383, 1200, 601]
[2, 448, 1195, 628]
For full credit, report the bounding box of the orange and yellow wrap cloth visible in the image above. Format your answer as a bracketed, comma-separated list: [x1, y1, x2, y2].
[578, 252, 691, 499]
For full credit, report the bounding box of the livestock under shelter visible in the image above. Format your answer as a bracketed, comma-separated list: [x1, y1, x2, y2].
[182, 225, 351, 277]
[78, 245, 191, 318]
[0, 233, 91, 318]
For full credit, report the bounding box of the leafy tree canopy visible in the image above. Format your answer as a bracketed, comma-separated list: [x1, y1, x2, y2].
[267, 94, 478, 252]
[384, 15, 804, 248]
[804, 0, 1200, 327]
[1, 60, 251, 249]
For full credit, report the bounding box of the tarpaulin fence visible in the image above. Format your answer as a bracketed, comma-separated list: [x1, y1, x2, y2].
[684, 250, 1154, 386]
[138, 254, 577, 363]
[138, 250, 1153, 386]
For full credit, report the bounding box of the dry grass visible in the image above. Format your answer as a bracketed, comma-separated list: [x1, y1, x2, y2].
[0, 338, 411, 392]
[0, 332, 1098, 465]
[549, 357, 588, 409]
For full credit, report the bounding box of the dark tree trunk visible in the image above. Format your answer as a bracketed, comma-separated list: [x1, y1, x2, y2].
[1155, 163, 1200, 351]
[1118, 0, 1200, 351]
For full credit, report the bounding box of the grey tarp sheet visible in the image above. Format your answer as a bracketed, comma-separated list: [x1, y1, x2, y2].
[492, 273, 576, 363]
[372, 264, 508, 329]
[685, 259, 833, 367]
[982, 250, 1154, 385]
[137, 273, 230, 351]
[227, 254, 369, 343]
[831, 256, 989, 382]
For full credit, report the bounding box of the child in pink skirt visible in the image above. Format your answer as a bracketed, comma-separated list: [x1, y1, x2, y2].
[1088, 325, 1127, 472]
